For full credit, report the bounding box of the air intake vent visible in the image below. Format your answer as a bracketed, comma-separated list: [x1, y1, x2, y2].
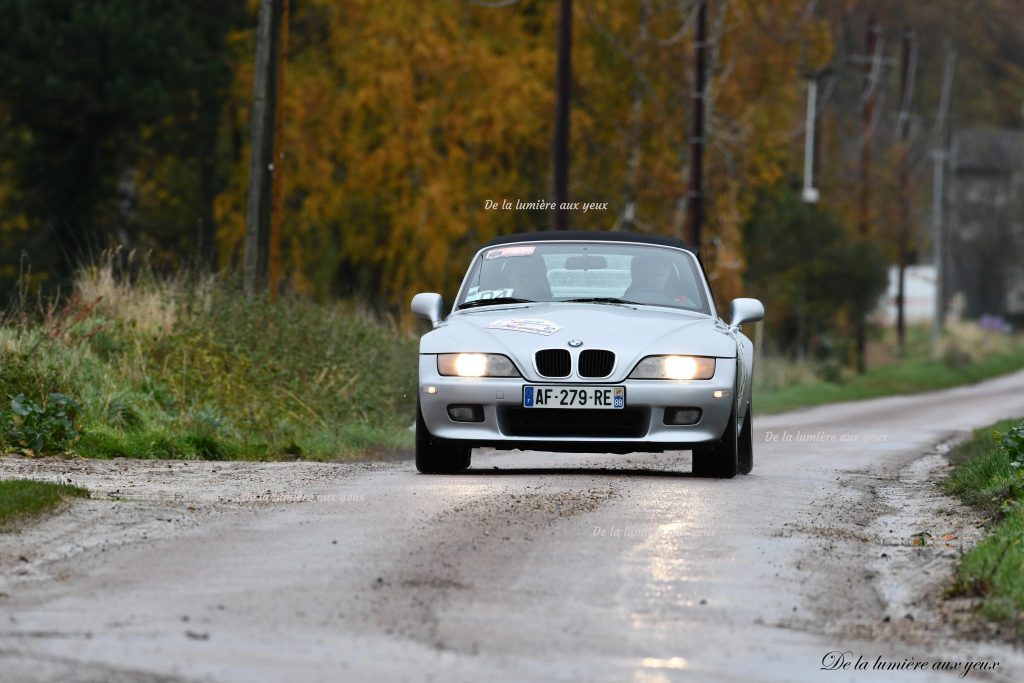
[535, 349, 571, 377]
[578, 350, 615, 378]
[500, 408, 647, 438]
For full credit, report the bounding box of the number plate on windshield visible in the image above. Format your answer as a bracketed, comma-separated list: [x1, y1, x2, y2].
[523, 386, 625, 409]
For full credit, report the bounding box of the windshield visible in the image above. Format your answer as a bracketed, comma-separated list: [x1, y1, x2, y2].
[455, 241, 712, 315]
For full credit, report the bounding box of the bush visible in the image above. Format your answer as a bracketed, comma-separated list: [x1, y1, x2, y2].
[2, 393, 81, 453]
[996, 422, 1024, 460]
[997, 424, 1024, 512]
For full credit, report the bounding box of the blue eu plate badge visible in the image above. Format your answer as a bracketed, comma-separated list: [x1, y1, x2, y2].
[524, 386, 535, 407]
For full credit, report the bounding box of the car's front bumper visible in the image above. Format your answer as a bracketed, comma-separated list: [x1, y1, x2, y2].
[418, 355, 737, 453]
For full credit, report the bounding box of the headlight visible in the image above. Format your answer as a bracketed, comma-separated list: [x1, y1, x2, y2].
[628, 355, 716, 380]
[437, 353, 521, 377]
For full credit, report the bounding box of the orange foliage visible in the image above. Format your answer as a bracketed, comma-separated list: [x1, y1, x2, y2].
[215, 0, 833, 312]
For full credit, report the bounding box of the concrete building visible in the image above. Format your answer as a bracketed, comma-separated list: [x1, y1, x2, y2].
[947, 128, 1024, 323]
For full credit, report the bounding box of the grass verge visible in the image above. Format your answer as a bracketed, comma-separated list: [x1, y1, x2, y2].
[758, 347, 1024, 414]
[942, 419, 1024, 633]
[1, 259, 417, 461]
[0, 479, 90, 525]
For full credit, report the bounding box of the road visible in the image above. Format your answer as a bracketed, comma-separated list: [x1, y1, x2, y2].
[3, 370, 1024, 682]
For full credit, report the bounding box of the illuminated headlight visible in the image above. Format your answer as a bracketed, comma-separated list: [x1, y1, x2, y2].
[437, 353, 520, 378]
[628, 355, 716, 380]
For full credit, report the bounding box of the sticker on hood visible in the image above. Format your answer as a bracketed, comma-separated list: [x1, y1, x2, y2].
[485, 318, 562, 335]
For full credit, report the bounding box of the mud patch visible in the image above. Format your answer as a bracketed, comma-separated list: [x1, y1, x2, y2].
[365, 484, 620, 652]
[785, 436, 1024, 673]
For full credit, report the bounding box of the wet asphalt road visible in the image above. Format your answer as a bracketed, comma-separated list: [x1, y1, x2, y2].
[3, 370, 1024, 682]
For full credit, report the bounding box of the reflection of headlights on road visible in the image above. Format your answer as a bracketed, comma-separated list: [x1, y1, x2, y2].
[629, 355, 716, 380]
[437, 353, 521, 377]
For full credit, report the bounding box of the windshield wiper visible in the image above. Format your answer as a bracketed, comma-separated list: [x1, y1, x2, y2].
[563, 297, 638, 305]
[458, 297, 535, 310]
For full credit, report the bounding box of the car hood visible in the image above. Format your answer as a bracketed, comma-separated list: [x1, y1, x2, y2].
[421, 303, 737, 378]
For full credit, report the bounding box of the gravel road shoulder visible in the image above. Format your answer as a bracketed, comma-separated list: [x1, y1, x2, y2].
[0, 457, 364, 593]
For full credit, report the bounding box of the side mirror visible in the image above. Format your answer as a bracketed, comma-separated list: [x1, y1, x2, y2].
[411, 293, 444, 327]
[729, 298, 764, 328]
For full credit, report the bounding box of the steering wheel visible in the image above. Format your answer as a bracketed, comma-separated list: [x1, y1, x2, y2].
[625, 287, 674, 304]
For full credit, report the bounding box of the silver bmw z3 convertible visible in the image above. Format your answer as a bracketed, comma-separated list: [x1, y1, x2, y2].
[410, 230, 764, 478]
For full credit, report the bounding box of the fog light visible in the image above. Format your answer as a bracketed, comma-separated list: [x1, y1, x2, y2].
[447, 404, 484, 423]
[664, 407, 702, 426]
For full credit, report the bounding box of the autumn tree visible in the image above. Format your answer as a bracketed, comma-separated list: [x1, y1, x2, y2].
[214, 0, 835, 314]
[742, 182, 888, 359]
[0, 0, 244, 290]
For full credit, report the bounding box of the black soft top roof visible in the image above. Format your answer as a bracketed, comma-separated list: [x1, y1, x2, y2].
[483, 230, 695, 253]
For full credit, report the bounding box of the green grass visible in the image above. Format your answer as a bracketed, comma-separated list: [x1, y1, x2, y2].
[944, 418, 1024, 504]
[0, 479, 90, 524]
[3, 263, 1022, 461]
[942, 419, 1024, 632]
[1, 262, 417, 461]
[758, 345, 1024, 415]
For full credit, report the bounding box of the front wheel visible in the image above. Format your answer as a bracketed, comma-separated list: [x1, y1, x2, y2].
[738, 402, 753, 475]
[692, 402, 739, 479]
[415, 400, 471, 474]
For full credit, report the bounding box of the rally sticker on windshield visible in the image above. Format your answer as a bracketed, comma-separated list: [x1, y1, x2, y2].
[464, 286, 514, 302]
[484, 318, 561, 335]
[484, 245, 536, 260]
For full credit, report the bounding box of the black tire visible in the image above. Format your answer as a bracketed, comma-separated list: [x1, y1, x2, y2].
[738, 402, 753, 475]
[692, 401, 739, 479]
[415, 400, 471, 474]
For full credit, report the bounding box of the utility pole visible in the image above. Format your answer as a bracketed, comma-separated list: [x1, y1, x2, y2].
[858, 18, 879, 236]
[244, 0, 286, 297]
[931, 46, 956, 350]
[620, 0, 651, 232]
[685, 0, 707, 251]
[268, 0, 289, 300]
[552, 0, 572, 230]
[855, 16, 880, 372]
[896, 27, 916, 352]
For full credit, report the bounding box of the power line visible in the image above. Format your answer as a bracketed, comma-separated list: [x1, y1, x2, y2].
[466, 0, 520, 8]
[740, 0, 820, 44]
[655, 0, 703, 47]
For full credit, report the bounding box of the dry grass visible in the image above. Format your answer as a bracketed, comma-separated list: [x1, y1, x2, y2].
[753, 354, 823, 393]
[74, 255, 213, 338]
[938, 320, 1016, 366]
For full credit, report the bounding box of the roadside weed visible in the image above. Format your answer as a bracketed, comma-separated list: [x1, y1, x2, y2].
[1, 393, 81, 454]
[945, 419, 1024, 634]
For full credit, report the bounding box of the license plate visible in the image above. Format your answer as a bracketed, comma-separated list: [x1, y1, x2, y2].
[523, 386, 625, 409]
